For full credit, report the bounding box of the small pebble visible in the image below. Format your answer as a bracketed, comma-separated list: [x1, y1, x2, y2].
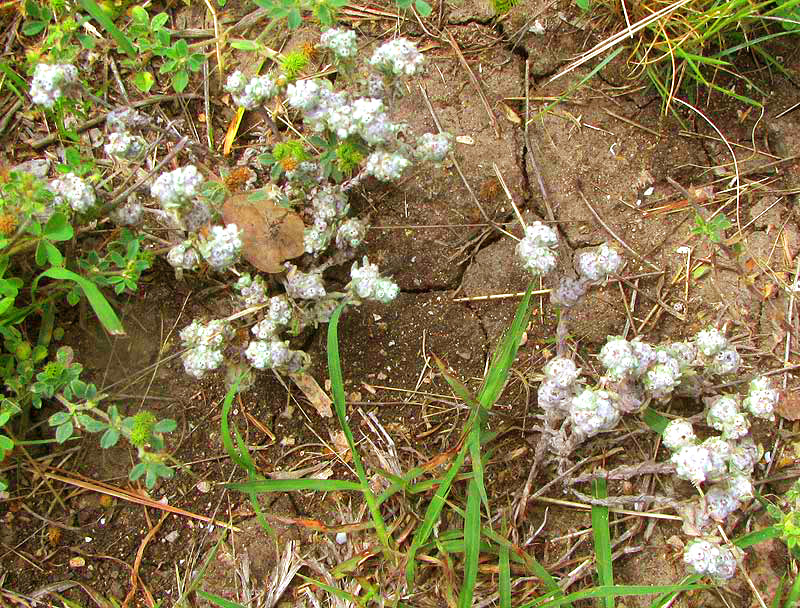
[335, 532, 347, 544]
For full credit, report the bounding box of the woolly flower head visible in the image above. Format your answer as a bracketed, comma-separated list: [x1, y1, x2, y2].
[370, 38, 424, 76]
[671, 444, 714, 485]
[285, 264, 326, 300]
[642, 351, 682, 401]
[701, 436, 732, 482]
[544, 357, 581, 389]
[179, 319, 232, 378]
[705, 484, 741, 521]
[286, 78, 323, 112]
[30, 63, 78, 108]
[599, 337, 638, 381]
[365, 151, 409, 181]
[706, 395, 749, 440]
[683, 539, 738, 581]
[225, 71, 279, 109]
[415, 132, 452, 163]
[517, 221, 558, 276]
[743, 376, 778, 421]
[110, 197, 143, 227]
[151, 165, 203, 212]
[336, 218, 367, 250]
[662, 418, 696, 452]
[666, 341, 697, 367]
[550, 276, 588, 308]
[728, 437, 759, 475]
[710, 348, 741, 375]
[694, 327, 727, 357]
[350, 257, 400, 304]
[245, 338, 292, 371]
[570, 388, 620, 439]
[197, 224, 242, 271]
[167, 241, 200, 270]
[252, 295, 293, 339]
[234, 274, 269, 306]
[48, 173, 96, 213]
[105, 132, 147, 161]
[320, 28, 357, 59]
[575, 243, 621, 282]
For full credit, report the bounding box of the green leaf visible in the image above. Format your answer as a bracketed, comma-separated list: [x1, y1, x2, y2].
[43, 212, 73, 241]
[43, 241, 64, 267]
[187, 53, 206, 71]
[231, 40, 262, 51]
[458, 478, 481, 608]
[56, 421, 74, 443]
[131, 5, 148, 24]
[35, 241, 47, 267]
[38, 267, 124, 335]
[151, 12, 169, 29]
[499, 531, 511, 608]
[287, 8, 302, 28]
[172, 70, 189, 92]
[415, 0, 432, 15]
[78, 415, 107, 432]
[174, 39, 189, 57]
[22, 20, 47, 36]
[592, 478, 614, 608]
[49, 411, 71, 426]
[129, 462, 146, 481]
[153, 418, 177, 433]
[227, 478, 362, 493]
[100, 427, 120, 448]
[0, 434, 14, 452]
[78, 0, 136, 57]
[132, 71, 154, 93]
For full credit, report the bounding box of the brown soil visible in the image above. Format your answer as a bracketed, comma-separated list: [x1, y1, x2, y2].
[2, 0, 800, 606]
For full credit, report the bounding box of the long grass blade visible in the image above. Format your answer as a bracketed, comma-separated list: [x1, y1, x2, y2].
[522, 584, 709, 608]
[784, 569, 800, 608]
[78, 0, 136, 57]
[227, 478, 363, 492]
[591, 478, 614, 608]
[298, 575, 359, 602]
[328, 304, 391, 551]
[38, 267, 124, 335]
[499, 525, 511, 608]
[459, 477, 481, 608]
[197, 591, 247, 608]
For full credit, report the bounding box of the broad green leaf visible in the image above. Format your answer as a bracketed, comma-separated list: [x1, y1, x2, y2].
[55, 421, 73, 443]
[100, 427, 120, 448]
[133, 71, 154, 92]
[287, 8, 302, 28]
[153, 419, 176, 433]
[38, 267, 124, 335]
[0, 434, 14, 452]
[43, 212, 73, 241]
[415, 0, 432, 15]
[43, 241, 63, 267]
[151, 12, 169, 29]
[49, 411, 71, 426]
[77, 415, 107, 432]
[172, 70, 189, 92]
[22, 21, 47, 36]
[231, 39, 261, 51]
[131, 5, 148, 24]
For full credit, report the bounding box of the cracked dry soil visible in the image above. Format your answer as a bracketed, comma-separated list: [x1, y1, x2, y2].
[2, 2, 800, 606]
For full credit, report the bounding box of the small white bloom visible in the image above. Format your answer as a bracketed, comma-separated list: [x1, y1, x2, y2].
[710, 348, 741, 375]
[197, 224, 242, 271]
[286, 79, 323, 112]
[706, 395, 749, 440]
[702, 436, 731, 481]
[671, 444, 713, 484]
[151, 165, 204, 212]
[234, 274, 269, 306]
[550, 276, 588, 307]
[320, 28, 358, 59]
[666, 341, 697, 367]
[728, 437, 759, 475]
[414, 132, 452, 162]
[370, 38, 424, 76]
[575, 243, 621, 281]
[570, 388, 620, 439]
[245, 338, 292, 370]
[285, 265, 326, 300]
[705, 484, 740, 521]
[517, 222, 558, 277]
[109, 197, 143, 227]
[104, 131, 147, 160]
[48, 173, 96, 213]
[336, 218, 367, 250]
[726, 474, 753, 501]
[662, 418, 696, 452]
[543, 357, 581, 389]
[694, 327, 727, 357]
[350, 257, 399, 304]
[537, 380, 572, 416]
[683, 539, 738, 580]
[167, 241, 200, 270]
[743, 376, 779, 421]
[30, 63, 78, 108]
[365, 151, 410, 181]
[179, 319, 231, 378]
[599, 337, 638, 381]
[226, 73, 279, 109]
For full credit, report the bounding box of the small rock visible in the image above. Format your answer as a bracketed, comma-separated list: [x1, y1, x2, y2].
[12, 159, 50, 179]
[196, 480, 212, 493]
[164, 530, 180, 543]
[335, 532, 347, 544]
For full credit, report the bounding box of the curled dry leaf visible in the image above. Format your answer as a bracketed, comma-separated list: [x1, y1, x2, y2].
[222, 188, 305, 273]
[775, 390, 800, 421]
[289, 371, 333, 418]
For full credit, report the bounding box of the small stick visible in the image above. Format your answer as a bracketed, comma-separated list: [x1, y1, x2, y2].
[785, 256, 800, 389]
[493, 162, 526, 229]
[446, 31, 500, 139]
[203, 60, 213, 150]
[604, 108, 660, 137]
[453, 289, 551, 302]
[122, 511, 169, 608]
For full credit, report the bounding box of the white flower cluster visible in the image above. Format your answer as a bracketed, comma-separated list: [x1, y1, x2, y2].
[575, 243, 622, 282]
[537, 357, 581, 420]
[414, 133, 452, 163]
[151, 165, 204, 213]
[110, 197, 143, 227]
[225, 71, 279, 110]
[234, 274, 269, 306]
[304, 185, 351, 255]
[106, 107, 149, 132]
[369, 38, 424, 77]
[167, 240, 200, 270]
[105, 131, 147, 161]
[30, 63, 78, 108]
[683, 539, 739, 581]
[320, 28, 358, 59]
[197, 224, 242, 271]
[179, 319, 232, 378]
[48, 173, 96, 213]
[252, 295, 293, 339]
[693, 327, 741, 376]
[516, 221, 558, 276]
[285, 264, 326, 300]
[706, 395, 749, 440]
[570, 387, 621, 440]
[365, 151, 410, 181]
[336, 218, 367, 250]
[245, 338, 293, 370]
[350, 257, 400, 304]
[743, 376, 779, 420]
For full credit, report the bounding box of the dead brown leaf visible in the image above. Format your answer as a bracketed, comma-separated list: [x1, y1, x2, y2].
[222, 189, 305, 273]
[776, 390, 800, 421]
[289, 372, 333, 418]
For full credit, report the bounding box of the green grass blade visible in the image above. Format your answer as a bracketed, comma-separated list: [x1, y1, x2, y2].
[734, 525, 779, 548]
[772, 577, 787, 608]
[591, 478, 614, 608]
[328, 304, 390, 551]
[406, 443, 469, 584]
[499, 527, 511, 608]
[220, 380, 248, 471]
[38, 267, 124, 335]
[78, 0, 136, 57]
[522, 584, 709, 608]
[458, 478, 481, 608]
[197, 591, 247, 608]
[298, 575, 359, 602]
[784, 569, 800, 608]
[227, 478, 363, 493]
